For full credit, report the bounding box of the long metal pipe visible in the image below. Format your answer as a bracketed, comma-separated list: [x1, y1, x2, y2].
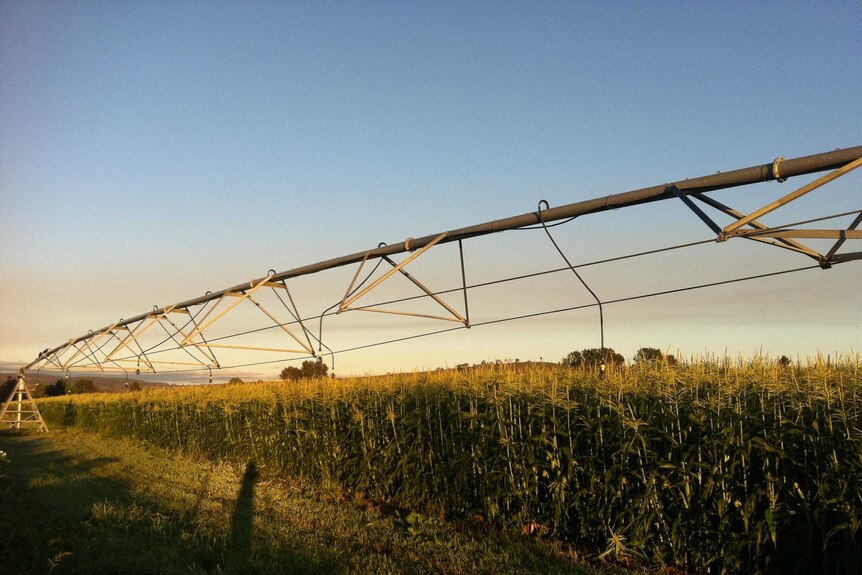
[24, 145, 862, 372]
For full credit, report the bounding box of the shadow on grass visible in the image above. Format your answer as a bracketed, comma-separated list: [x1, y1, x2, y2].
[0, 432, 342, 574]
[228, 460, 257, 569]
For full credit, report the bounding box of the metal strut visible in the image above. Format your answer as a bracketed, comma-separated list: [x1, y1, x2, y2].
[337, 232, 469, 325]
[0, 374, 48, 433]
[22, 145, 862, 375]
[667, 156, 862, 268]
[537, 200, 607, 379]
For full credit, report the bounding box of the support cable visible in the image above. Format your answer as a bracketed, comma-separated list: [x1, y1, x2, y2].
[112, 263, 819, 375]
[155, 313, 213, 368]
[271, 276, 337, 374]
[67, 329, 123, 370]
[537, 200, 607, 378]
[317, 249, 385, 356]
[728, 209, 862, 237]
[135, 301, 212, 356]
[105, 236, 718, 360]
[459, 240, 471, 328]
[271, 276, 316, 356]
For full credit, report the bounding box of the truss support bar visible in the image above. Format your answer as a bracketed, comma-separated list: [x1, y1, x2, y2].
[691, 193, 822, 259]
[459, 240, 471, 328]
[730, 229, 862, 240]
[724, 156, 862, 233]
[61, 329, 113, 369]
[824, 212, 862, 262]
[669, 185, 723, 236]
[112, 359, 217, 367]
[339, 251, 371, 310]
[340, 233, 448, 311]
[379, 254, 468, 324]
[24, 144, 862, 372]
[65, 365, 156, 373]
[159, 314, 221, 368]
[103, 315, 162, 361]
[187, 343, 309, 353]
[180, 275, 274, 345]
[78, 339, 107, 372]
[829, 251, 862, 264]
[350, 307, 467, 323]
[246, 294, 314, 353]
[279, 281, 317, 355]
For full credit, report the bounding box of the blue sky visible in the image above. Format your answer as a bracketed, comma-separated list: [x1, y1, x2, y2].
[2, 1, 860, 380]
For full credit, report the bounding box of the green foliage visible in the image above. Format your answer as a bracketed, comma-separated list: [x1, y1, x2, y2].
[280, 360, 328, 381]
[562, 348, 625, 369]
[42, 379, 67, 397]
[1, 377, 16, 400]
[38, 359, 862, 574]
[69, 378, 97, 394]
[633, 347, 678, 366]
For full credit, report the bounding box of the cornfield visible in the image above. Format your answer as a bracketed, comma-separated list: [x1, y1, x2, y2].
[38, 357, 862, 574]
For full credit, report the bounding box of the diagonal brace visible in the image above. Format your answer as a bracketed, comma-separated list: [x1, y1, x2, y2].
[339, 233, 448, 311]
[724, 156, 862, 233]
[668, 185, 723, 236]
[691, 192, 822, 260]
[824, 212, 862, 264]
[180, 274, 274, 345]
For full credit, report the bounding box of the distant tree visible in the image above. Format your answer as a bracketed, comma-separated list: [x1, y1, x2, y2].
[280, 360, 328, 381]
[1, 376, 16, 400]
[562, 350, 585, 368]
[69, 378, 97, 394]
[778, 355, 792, 367]
[634, 347, 678, 366]
[280, 366, 302, 381]
[31, 382, 47, 398]
[634, 347, 662, 363]
[300, 360, 328, 379]
[43, 379, 67, 397]
[128, 380, 142, 392]
[228, 377, 244, 385]
[562, 348, 625, 369]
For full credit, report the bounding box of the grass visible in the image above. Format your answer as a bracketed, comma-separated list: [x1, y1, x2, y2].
[0, 427, 619, 575]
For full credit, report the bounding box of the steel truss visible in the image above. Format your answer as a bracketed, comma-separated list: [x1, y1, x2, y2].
[19, 145, 862, 379]
[0, 375, 48, 432]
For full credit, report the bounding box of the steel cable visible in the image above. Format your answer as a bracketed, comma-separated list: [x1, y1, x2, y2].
[78, 263, 820, 375]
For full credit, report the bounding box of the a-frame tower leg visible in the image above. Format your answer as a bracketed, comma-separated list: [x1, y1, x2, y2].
[0, 373, 48, 433]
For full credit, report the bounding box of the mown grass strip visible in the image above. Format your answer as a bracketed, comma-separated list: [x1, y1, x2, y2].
[0, 428, 611, 575]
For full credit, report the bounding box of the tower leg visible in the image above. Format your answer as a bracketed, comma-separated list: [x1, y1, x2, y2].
[0, 374, 49, 433]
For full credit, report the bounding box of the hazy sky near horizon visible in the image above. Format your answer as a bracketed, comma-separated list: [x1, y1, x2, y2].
[2, 1, 860, 381]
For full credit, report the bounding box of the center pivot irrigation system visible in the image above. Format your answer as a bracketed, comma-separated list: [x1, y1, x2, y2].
[5, 145, 861, 429]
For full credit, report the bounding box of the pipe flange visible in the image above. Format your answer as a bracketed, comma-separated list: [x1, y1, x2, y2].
[773, 156, 785, 183]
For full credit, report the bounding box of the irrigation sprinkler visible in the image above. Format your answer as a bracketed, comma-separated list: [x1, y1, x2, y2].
[18, 145, 862, 379]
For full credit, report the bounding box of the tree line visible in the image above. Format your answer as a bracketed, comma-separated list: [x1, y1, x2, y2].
[561, 346, 678, 369]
